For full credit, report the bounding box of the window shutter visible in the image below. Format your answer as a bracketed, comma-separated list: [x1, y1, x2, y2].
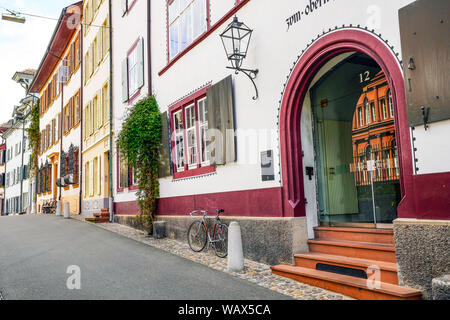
[136, 37, 145, 90]
[158, 111, 172, 178]
[206, 75, 236, 165]
[122, 58, 129, 102]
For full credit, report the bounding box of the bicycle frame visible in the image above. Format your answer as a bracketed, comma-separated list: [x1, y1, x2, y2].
[190, 210, 223, 244]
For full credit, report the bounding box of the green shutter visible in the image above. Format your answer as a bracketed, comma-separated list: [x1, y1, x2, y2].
[158, 111, 172, 178]
[206, 75, 236, 165]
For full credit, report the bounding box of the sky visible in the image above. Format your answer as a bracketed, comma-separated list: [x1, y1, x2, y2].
[0, 0, 77, 124]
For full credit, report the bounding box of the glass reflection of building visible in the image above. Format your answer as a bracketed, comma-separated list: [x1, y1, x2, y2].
[350, 71, 399, 186]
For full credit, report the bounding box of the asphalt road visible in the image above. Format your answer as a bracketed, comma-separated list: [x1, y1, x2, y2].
[0, 214, 290, 300]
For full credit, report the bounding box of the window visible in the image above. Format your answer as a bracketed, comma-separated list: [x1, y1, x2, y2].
[173, 110, 185, 172]
[358, 107, 363, 127]
[381, 99, 387, 119]
[371, 102, 376, 122]
[84, 162, 90, 197]
[197, 98, 209, 164]
[364, 98, 370, 124]
[122, 38, 144, 102]
[387, 90, 394, 118]
[74, 149, 79, 184]
[170, 93, 213, 178]
[185, 104, 197, 168]
[168, 0, 207, 59]
[119, 155, 129, 189]
[93, 157, 99, 195]
[102, 82, 109, 124]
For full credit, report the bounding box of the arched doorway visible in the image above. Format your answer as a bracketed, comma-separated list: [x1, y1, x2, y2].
[279, 30, 414, 227]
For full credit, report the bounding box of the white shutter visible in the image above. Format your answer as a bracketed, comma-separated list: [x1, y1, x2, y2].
[122, 58, 129, 102]
[136, 37, 144, 89]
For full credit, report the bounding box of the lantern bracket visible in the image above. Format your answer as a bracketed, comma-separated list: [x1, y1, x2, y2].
[227, 67, 259, 100]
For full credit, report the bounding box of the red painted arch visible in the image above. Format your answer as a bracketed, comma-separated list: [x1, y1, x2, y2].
[279, 29, 415, 218]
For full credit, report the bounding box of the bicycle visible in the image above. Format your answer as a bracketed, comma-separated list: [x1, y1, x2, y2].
[187, 209, 228, 258]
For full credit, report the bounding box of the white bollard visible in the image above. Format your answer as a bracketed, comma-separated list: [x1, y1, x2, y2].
[56, 201, 62, 216]
[64, 202, 70, 219]
[227, 221, 244, 272]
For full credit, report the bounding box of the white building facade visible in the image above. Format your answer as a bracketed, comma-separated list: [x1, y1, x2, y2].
[3, 107, 32, 215]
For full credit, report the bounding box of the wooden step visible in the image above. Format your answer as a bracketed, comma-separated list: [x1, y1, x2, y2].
[308, 239, 396, 263]
[271, 265, 421, 300]
[85, 217, 109, 223]
[294, 252, 398, 284]
[94, 212, 109, 218]
[314, 227, 394, 245]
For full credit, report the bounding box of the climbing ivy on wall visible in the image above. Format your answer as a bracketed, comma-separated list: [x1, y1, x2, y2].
[27, 99, 40, 203]
[117, 95, 162, 232]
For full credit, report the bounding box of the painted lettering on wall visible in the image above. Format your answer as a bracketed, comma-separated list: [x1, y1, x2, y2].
[286, 0, 336, 31]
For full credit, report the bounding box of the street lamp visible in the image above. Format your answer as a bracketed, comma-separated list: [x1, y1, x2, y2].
[220, 16, 259, 100]
[2, 9, 26, 24]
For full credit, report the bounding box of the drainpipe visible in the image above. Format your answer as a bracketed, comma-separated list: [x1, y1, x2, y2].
[19, 116, 25, 214]
[108, 0, 114, 222]
[147, 0, 152, 95]
[79, 23, 84, 215]
[59, 81, 63, 202]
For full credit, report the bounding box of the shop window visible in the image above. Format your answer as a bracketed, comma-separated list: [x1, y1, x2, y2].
[168, 0, 207, 59]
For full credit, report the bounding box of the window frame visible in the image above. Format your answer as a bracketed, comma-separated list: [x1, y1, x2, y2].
[162, 0, 250, 74]
[169, 87, 215, 180]
[126, 38, 144, 102]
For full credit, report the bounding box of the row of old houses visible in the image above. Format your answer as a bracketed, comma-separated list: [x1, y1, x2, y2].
[1, 0, 448, 300]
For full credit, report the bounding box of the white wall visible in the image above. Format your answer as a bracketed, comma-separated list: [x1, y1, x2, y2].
[111, 0, 149, 204]
[412, 119, 450, 175]
[151, 0, 416, 201]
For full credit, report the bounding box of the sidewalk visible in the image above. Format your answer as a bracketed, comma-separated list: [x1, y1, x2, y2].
[70, 214, 352, 300]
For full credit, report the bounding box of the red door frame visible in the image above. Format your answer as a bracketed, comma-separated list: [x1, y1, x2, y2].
[279, 29, 415, 218]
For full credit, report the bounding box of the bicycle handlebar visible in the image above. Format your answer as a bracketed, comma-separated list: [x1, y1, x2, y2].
[189, 209, 225, 218]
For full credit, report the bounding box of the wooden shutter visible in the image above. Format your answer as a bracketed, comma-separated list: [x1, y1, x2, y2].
[136, 37, 145, 89]
[122, 58, 129, 102]
[206, 75, 236, 165]
[399, 0, 450, 126]
[158, 111, 172, 178]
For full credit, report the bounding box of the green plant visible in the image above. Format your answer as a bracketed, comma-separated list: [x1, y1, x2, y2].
[27, 99, 40, 203]
[117, 96, 162, 233]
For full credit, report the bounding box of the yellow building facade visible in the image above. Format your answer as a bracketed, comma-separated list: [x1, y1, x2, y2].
[81, 0, 111, 217]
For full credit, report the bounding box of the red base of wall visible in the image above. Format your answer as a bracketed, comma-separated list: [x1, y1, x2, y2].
[115, 187, 284, 218]
[406, 171, 450, 220]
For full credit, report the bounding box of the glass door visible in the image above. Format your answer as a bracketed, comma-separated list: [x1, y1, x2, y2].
[310, 52, 400, 227]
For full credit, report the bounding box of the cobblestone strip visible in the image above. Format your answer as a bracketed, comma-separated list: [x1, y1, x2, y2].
[70, 215, 352, 300]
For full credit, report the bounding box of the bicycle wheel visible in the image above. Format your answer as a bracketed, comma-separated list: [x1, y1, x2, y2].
[213, 223, 228, 258]
[187, 221, 207, 252]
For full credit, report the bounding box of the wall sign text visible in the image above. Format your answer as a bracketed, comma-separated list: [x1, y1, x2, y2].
[286, 0, 336, 31]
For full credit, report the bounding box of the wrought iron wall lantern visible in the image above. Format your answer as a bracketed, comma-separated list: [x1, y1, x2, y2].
[220, 16, 259, 100]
